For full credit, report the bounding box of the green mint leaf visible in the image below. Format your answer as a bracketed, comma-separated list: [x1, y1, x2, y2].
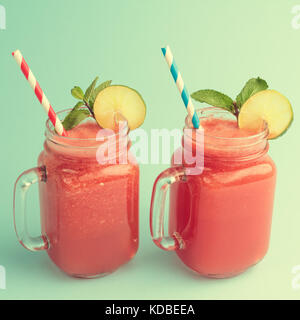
[71, 86, 84, 100]
[236, 77, 268, 108]
[89, 80, 112, 106]
[191, 89, 234, 110]
[62, 109, 90, 130]
[84, 76, 99, 103]
[73, 101, 84, 110]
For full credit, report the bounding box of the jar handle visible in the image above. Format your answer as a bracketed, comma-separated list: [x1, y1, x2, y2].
[150, 167, 187, 251]
[13, 166, 49, 252]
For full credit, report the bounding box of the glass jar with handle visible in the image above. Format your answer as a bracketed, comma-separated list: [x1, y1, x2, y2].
[14, 109, 139, 278]
[150, 108, 276, 278]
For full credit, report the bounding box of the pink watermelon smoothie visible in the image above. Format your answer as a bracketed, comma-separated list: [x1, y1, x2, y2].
[169, 117, 276, 277]
[38, 120, 139, 277]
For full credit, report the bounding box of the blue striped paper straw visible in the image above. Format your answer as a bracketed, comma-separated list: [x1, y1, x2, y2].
[162, 46, 200, 129]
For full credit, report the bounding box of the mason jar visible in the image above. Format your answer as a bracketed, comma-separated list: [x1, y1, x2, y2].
[14, 109, 139, 278]
[150, 107, 276, 278]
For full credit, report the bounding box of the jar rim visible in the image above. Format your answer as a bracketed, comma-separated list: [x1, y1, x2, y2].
[45, 108, 129, 149]
[184, 107, 269, 142]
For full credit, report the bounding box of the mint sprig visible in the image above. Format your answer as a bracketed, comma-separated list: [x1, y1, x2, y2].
[84, 76, 99, 111]
[191, 90, 234, 110]
[62, 109, 90, 130]
[191, 77, 269, 118]
[236, 77, 268, 108]
[63, 77, 112, 130]
[71, 87, 84, 100]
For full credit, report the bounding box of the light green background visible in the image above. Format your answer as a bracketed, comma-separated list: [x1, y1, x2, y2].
[0, 0, 300, 300]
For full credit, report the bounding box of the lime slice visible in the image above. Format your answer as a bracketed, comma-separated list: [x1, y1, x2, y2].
[238, 90, 293, 139]
[94, 85, 146, 130]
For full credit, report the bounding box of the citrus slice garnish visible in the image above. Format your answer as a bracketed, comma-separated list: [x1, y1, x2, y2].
[94, 85, 146, 130]
[238, 90, 293, 139]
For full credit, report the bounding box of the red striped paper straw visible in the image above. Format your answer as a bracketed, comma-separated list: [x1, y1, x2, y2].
[12, 50, 67, 137]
